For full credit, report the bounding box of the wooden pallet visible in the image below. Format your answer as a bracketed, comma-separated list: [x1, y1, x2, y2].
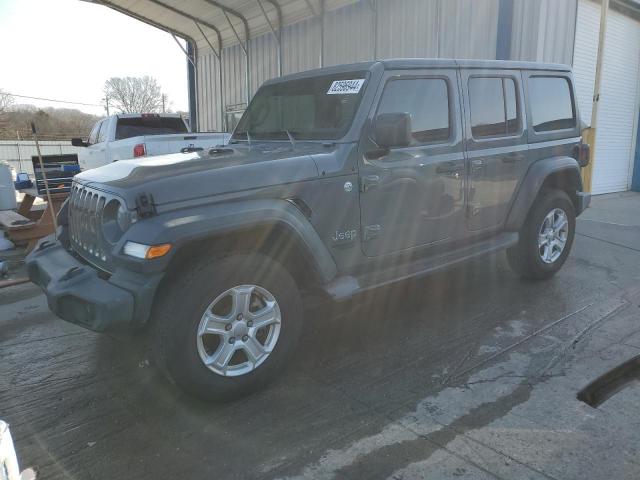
[2, 190, 68, 251]
[0, 210, 35, 231]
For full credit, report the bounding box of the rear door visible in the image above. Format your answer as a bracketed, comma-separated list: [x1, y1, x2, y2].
[83, 120, 110, 169]
[358, 69, 466, 257]
[461, 69, 528, 231]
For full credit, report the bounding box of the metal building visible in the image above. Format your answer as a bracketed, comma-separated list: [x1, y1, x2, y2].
[93, 0, 640, 194]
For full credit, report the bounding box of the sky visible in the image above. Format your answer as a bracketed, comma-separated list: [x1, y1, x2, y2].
[0, 0, 188, 116]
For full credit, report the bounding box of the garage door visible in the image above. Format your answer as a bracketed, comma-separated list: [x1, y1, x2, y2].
[573, 0, 640, 194]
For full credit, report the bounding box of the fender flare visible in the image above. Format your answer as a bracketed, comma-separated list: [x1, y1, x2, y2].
[505, 156, 582, 231]
[122, 198, 338, 283]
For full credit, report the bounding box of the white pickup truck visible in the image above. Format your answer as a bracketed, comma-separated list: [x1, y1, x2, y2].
[72, 113, 230, 171]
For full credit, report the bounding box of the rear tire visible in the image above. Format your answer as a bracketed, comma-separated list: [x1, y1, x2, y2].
[151, 253, 303, 402]
[507, 189, 575, 280]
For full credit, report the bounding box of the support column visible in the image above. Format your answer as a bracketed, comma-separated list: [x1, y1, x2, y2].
[187, 42, 198, 131]
[496, 0, 514, 60]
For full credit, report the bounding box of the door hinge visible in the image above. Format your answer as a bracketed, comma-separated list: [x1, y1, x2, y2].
[363, 224, 381, 241]
[360, 175, 380, 192]
[135, 192, 156, 218]
[467, 203, 481, 217]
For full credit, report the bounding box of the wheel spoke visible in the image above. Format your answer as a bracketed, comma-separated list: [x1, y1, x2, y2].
[208, 341, 236, 371]
[199, 311, 230, 336]
[249, 301, 279, 329]
[544, 212, 555, 230]
[538, 234, 548, 248]
[243, 336, 266, 364]
[554, 217, 568, 233]
[231, 286, 254, 317]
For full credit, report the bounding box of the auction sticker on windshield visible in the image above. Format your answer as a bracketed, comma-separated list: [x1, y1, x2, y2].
[327, 79, 365, 94]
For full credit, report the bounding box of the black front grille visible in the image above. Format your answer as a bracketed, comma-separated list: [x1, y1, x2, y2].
[68, 183, 113, 272]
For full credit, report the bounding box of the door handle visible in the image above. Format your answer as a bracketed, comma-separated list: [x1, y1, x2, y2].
[360, 175, 381, 192]
[436, 164, 464, 175]
[471, 159, 484, 173]
[502, 156, 518, 164]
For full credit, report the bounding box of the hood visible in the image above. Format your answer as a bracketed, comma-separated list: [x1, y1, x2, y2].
[75, 142, 325, 206]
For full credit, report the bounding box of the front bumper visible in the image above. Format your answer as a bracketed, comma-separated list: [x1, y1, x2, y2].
[26, 240, 161, 332]
[576, 191, 591, 216]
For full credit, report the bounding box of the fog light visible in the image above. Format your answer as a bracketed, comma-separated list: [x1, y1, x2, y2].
[123, 241, 172, 259]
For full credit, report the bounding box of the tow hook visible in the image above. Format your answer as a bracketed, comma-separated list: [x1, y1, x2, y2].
[38, 240, 54, 251]
[60, 266, 82, 281]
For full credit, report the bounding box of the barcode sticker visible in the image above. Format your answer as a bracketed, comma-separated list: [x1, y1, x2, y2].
[327, 79, 365, 95]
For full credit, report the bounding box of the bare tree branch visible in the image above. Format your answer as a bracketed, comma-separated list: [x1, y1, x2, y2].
[103, 76, 165, 114]
[0, 89, 15, 137]
[0, 89, 13, 114]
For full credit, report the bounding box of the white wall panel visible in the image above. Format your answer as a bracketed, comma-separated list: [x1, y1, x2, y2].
[572, 0, 599, 125]
[375, 0, 439, 59]
[591, 8, 640, 193]
[197, 0, 582, 133]
[323, 1, 375, 66]
[438, 0, 499, 59]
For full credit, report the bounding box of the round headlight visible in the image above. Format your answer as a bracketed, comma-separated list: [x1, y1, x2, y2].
[116, 203, 134, 231]
[102, 199, 126, 243]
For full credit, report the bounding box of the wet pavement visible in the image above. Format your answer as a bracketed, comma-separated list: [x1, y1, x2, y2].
[2, 192, 640, 479]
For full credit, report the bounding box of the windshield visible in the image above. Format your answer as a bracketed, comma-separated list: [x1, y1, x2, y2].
[115, 117, 188, 140]
[232, 72, 369, 141]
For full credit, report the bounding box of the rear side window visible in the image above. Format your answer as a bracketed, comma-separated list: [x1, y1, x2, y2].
[96, 120, 108, 144]
[88, 122, 101, 145]
[115, 117, 188, 140]
[529, 76, 575, 132]
[377, 78, 450, 144]
[469, 77, 520, 138]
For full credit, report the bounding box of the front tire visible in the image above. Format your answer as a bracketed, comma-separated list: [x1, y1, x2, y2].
[152, 253, 303, 401]
[507, 189, 576, 280]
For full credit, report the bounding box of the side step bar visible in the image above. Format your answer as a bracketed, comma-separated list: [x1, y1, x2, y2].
[324, 232, 518, 300]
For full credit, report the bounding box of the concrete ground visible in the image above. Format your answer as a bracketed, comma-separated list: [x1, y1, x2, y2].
[1, 192, 640, 480]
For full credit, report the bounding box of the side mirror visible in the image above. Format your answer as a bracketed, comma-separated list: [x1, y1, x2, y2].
[71, 137, 88, 147]
[373, 112, 412, 149]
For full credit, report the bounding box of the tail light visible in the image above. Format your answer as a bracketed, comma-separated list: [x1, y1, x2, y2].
[133, 143, 146, 158]
[574, 142, 590, 167]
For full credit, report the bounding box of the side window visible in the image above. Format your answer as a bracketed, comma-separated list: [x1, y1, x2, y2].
[529, 76, 575, 132]
[469, 77, 521, 139]
[88, 122, 101, 145]
[377, 78, 450, 144]
[96, 120, 108, 144]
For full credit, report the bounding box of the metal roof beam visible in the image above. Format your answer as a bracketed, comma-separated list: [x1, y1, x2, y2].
[194, 21, 225, 134]
[95, 0, 198, 45]
[201, 0, 250, 46]
[304, 0, 318, 17]
[194, 21, 221, 59]
[257, 0, 279, 40]
[144, 0, 222, 40]
[257, 0, 282, 76]
[172, 34, 196, 67]
[201, 0, 251, 106]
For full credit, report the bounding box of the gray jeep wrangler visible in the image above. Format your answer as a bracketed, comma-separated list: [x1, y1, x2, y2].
[27, 59, 591, 400]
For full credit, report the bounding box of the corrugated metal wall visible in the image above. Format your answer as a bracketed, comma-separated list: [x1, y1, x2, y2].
[0, 141, 82, 176]
[196, 0, 578, 132]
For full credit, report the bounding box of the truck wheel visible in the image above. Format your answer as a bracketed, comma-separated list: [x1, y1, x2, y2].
[152, 253, 303, 401]
[507, 189, 575, 280]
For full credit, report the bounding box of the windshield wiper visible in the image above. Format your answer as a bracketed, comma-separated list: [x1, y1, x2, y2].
[231, 130, 252, 148]
[284, 129, 296, 149]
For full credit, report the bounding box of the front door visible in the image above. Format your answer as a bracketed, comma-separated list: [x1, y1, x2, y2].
[359, 69, 466, 257]
[460, 70, 529, 231]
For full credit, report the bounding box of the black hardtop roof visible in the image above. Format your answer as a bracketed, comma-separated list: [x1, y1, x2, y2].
[263, 58, 571, 85]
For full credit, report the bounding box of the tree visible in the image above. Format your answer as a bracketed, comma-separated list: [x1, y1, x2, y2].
[0, 105, 101, 141]
[0, 90, 14, 137]
[103, 76, 166, 114]
[0, 89, 13, 114]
